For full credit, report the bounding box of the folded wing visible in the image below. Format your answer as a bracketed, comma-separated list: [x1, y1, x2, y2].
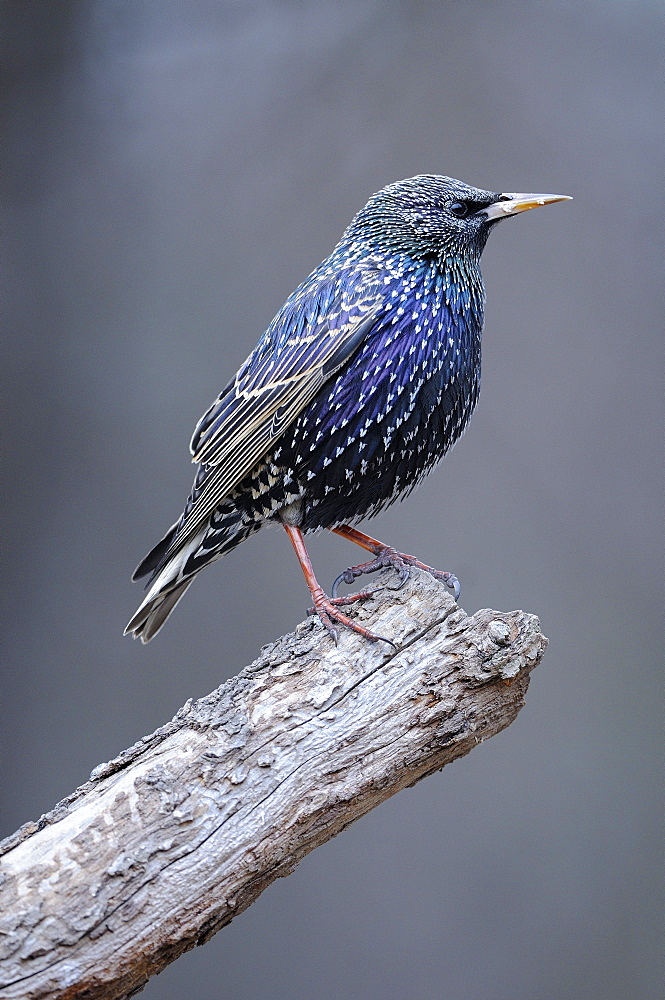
[167, 268, 384, 552]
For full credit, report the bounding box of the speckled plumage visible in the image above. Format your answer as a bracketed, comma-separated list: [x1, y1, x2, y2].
[126, 175, 570, 642]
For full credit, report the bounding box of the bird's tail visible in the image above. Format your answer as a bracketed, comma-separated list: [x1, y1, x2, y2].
[125, 508, 259, 643]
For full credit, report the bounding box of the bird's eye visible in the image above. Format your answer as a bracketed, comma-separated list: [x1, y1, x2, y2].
[450, 201, 472, 219]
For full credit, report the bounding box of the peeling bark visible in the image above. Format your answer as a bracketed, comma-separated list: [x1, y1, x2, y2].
[0, 570, 547, 1000]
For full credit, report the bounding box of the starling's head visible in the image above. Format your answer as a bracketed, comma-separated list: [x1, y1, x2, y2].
[350, 175, 571, 261]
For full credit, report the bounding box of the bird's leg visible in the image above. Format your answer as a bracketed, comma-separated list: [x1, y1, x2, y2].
[282, 524, 394, 646]
[329, 524, 461, 601]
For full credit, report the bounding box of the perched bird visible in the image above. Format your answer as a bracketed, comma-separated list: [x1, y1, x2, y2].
[126, 175, 570, 644]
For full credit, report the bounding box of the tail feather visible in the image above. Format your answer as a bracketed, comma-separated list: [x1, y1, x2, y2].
[131, 521, 179, 581]
[124, 578, 194, 643]
[126, 506, 262, 642]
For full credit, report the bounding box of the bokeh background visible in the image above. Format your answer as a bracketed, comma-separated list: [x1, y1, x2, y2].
[3, 2, 662, 998]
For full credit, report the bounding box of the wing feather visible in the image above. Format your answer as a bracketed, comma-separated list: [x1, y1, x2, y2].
[170, 268, 383, 548]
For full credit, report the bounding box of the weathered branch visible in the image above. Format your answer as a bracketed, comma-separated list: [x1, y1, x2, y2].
[0, 570, 547, 1000]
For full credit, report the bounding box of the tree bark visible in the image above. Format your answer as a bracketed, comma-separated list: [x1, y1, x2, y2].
[0, 569, 547, 1000]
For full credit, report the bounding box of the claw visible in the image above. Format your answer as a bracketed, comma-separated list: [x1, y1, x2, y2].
[438, 571, 461, 601]
[331, 572, 384, 601]
[374, 633, 398, 651]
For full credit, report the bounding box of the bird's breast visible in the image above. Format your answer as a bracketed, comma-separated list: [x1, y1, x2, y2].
[284, 268, 483, 529]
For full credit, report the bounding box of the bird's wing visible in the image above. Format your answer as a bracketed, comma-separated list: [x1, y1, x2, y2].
[173, 269, 384, 544]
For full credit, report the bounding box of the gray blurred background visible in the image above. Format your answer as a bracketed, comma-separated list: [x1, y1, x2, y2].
[2, 2, 662, 998]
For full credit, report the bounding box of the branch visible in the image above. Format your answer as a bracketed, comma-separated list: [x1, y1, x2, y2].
[0, 569, 547, 1000]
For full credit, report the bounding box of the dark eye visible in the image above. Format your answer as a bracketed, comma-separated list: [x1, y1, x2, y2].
[450, 200, 472, 219]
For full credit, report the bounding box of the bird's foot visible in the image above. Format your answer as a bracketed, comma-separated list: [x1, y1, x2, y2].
[332, 545, 460, 602]
[306, 589, 396, 648]
[282, 522, 396, 647]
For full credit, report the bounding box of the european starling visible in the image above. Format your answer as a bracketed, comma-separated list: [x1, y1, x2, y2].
[126, 175, 570, 643]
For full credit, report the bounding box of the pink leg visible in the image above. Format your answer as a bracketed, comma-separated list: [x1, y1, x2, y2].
[283, 524, 395, 647]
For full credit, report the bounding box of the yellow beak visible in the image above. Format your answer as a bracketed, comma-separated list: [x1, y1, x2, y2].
[483, 192, 572, 221]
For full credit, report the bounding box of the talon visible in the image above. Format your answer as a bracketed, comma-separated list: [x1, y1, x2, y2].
[331, 572, 384, 602]
[315, 607, 340, 644]
[431, 569, 461, 601]
[445, 573, 461, 601]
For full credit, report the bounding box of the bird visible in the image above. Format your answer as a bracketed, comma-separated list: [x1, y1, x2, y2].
[125, 175, 570, 644]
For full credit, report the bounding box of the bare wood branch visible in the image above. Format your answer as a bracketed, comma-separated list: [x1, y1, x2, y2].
[0, 570, 547, 1000]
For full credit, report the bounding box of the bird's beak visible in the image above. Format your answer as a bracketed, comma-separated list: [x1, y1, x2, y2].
[483, 192, 572, 221]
